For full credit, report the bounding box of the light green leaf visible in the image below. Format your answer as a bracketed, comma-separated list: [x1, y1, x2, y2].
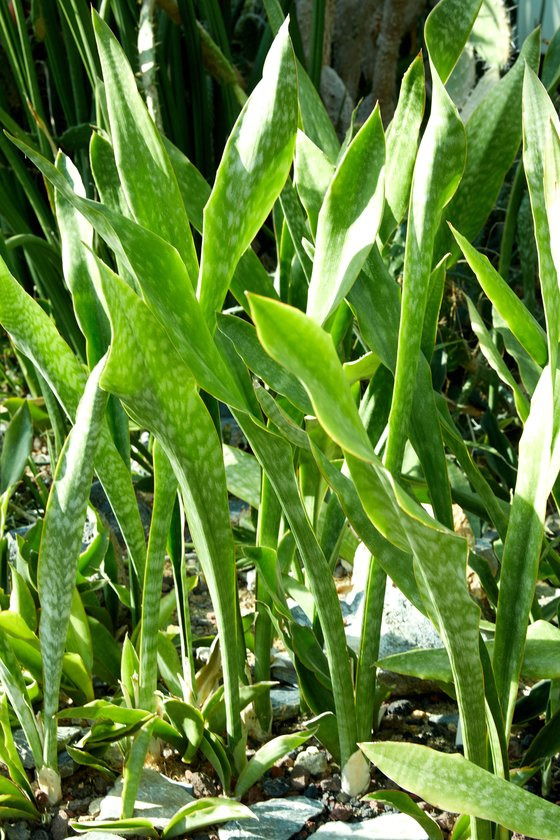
[92, 11, 198, 283]
[360, 742, 560, 840]
[223, 445, 261, 509]
[71, 817, 157, 837]
[381, 53, 425, 240]
[385, 68, 465, 471]
[453, 226, 547, 366]
[163, 798, 255, 840]
[198, 19, 297, 327]
[97, 266, 241, 746]
[425, 0, 483, 83]
[235, 727, 317, 798]
[522, 66, 560, 368]
[38, 358, 108, 770]
[466, 296, 530, 422]
[438, 30, 540, 260]
[293, 130, 335, 237]
[0, 626, 43, 770]
[493, 367, 556, 734]
[307, 105, 385, 325]
[364, 790, 443, 840]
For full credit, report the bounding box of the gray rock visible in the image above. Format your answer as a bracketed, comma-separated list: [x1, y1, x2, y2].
[50, 812, 69, 840]
[271, 685, 300, 721]
[344, 582, 442, 694]
[6, 821, 31, 840]
[77, 835, 126, 840]
[270, 651, 298, 686]
[13, 726, 83, 769]
[97, 768, 194, 829]
[294, 746, 328, 777]
[218, 796, 324, 840]
[314, 813, 429, 838]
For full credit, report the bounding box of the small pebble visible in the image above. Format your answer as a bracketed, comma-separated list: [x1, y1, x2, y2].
[319, 774, 341, 793]
[330, 802, 352, 821]
[88, 797, 102, 816]
[294, 746, 328, 777]
[304, 783, 321, 799]
[30, 831, 49, 840]
[290, 767, 310, 791]
[386, 699, 413, 716]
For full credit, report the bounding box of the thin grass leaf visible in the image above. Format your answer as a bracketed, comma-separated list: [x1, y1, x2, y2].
[0, 627, 43, 771]
[307, 105, 385, 325]
[198, 18, 297, 328]
[360, 742, 560, 840]
[235, 726, 318, 798]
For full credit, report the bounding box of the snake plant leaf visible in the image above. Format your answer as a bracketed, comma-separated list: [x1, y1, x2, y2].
[198, 18, 297, 328]
[424, 0, 483, 83]
[493, 367, 555, 734]
[0, 400, 32, 495]
[438, 30, 540, 260]
[223, 445, 261, 509]
[55, 152, 110, 367]
[90, 131, 130, 218]
[163, 137, 277, 311]
[279, 180, 313, 281]
[381, 53, 425, 241]
[360, 742, 560, 840]
[452, 226, 547, 366]
[235, 726, 318, 798]
[0, 256, 146, 608]
[0, 627, 43, 770]
[522, 67, 560, 369]
[307, 105, 385, 325]
[217, 314, 311, 413]
[8, 135, 246, 412]
[232, 410, 358, 783]
[544, 119, 560, 284]
[466, 297, 530, 422]
[293, 130, 335, 237]
[364, 790, 443, 840]
[97, 265, 241, 747]
[163, 798, 256, 840]
[249, 296, 487, 779]
[39, 358, 108, 772]
[71, 818, 157, 837]
[386, 68, 465, 472]
[92, 11, 198, 283]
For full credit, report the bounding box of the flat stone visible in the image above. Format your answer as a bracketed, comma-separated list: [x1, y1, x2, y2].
[77, 835, 125, 840]
[97, 768, 194, 829]
[218, 796, 324, 840]
[271, 651, 298, 686]
[13, 726, 83, 769]
[313, 813, 429, 838]
[271, 685, 300, 721]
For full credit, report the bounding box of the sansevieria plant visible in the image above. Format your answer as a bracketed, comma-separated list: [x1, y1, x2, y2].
[0, 0, 559, 837]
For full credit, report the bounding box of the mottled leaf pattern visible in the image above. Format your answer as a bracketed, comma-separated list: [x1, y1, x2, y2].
[198, 20, 297, 327]
[39, 358, 108, 770]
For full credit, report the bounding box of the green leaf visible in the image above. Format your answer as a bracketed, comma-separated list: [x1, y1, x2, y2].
[360, 741, 560, 840]
[198, 19, 297, 327]
[235, 726, 317, 798]
[92, 11, 198, 283]
[466, 296, 530, 422]
[38, 358, 108, 770]
[438, 30, 540, 259]
[452, 226, 547, 366]
[364, 790, 443, 840]
[424, 0, 483, 83]
[493, 367, 556, 734]
[522, 66, 560, 368]
[0, 626, 43, 770]
[71, 817, 157, 837]
[293, 130, 335, 237]
[9, 566, 37, 632]
[381, 53, 425, 240]
[163, 797, 255, 840]
[0, 400, 32, 494]
[223, 445, 261, 509]
[307, 105, 385, 324]
[385, 68, 465, 471]
[97, 266, 241, 747]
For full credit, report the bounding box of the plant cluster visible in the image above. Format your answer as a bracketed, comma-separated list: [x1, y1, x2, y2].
[0, 0, 560, 838]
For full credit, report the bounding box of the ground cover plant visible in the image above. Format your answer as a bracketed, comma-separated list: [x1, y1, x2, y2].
[0, 0, 560, 838]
